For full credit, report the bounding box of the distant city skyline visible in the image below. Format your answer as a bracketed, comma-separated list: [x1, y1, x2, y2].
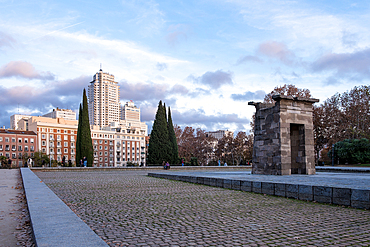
[1, 0, 369, 133]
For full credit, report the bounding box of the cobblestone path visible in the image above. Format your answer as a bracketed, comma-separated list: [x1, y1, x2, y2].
[35, 170, 370, 246]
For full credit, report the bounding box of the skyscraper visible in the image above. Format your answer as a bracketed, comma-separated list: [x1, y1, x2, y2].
[88, 69, 120, 127]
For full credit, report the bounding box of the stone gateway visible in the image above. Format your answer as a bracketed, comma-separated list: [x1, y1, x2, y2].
[248, 95, 319, 175]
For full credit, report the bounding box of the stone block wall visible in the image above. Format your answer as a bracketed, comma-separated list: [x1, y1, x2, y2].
[249, 95, 319, 175]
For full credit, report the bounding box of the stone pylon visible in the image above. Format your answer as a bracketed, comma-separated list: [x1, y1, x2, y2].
[249, 95, 319, 175]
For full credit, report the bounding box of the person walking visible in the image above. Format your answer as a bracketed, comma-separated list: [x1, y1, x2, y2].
[27, 157, 32, 167]
[83, 157, 87, 167]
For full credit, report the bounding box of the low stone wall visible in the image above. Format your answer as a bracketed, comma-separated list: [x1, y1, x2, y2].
[148, 172, 370, 210]
[21, 168, 108, 247]
[30, 166, 251, 172]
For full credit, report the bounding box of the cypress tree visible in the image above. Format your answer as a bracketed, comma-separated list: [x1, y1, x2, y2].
[167, 107, 179, 164]
[75, 103, 82, 166]
[164, 102, 167, 122]
[148, 100, 171, 164]
[76, 89, 94, 167]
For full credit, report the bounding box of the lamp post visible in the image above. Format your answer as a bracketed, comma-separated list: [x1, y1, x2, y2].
[49, 138, 53, 167]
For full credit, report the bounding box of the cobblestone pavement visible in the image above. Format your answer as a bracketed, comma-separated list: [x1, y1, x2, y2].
[35, 170, 370, 246]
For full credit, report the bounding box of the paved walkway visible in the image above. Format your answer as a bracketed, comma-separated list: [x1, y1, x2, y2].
[0, 169, 33, 247]
[35, 169, 370, 246]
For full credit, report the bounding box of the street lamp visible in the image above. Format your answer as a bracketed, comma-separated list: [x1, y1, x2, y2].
[49, 138, 54, 167]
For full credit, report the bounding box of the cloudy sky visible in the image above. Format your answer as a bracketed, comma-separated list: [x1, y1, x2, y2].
[1, 0, 369, 133]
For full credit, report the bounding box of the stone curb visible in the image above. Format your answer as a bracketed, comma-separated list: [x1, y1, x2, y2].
[20, 168, 108, 247]
[316, 166, 370, 173]
[148, 172, 370, 210]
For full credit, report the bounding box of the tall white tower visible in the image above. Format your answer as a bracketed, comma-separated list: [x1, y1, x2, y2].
[88, 69, 120, 127]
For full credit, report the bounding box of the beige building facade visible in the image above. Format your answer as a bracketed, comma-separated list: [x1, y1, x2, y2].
[42, 108, 76, 121]
[88, 69, 121, 127]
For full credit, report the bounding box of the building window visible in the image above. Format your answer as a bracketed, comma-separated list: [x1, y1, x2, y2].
[57, 135, 61, 140]
[25, 146, 29, 152]
[64, 142, 68, 147]
[64, 148, 68, 153]
[57, 129, 60, 133]
[0, 145, 2, 151]
[12, 145, 16, 151]
[0, 137, 2, 141]
[64, 135, 68, 140]
[5, 138, 9, 142]
[24, 138, 28, 143]
[42, 148, 46, 153]
[12, 138, 15, 142]
[42, 134, 45, 139]
[18, 138, 22, 143]
[12, 153, 16, 159]
[31, 146, 34, 151]
[42, 141, 46, 146]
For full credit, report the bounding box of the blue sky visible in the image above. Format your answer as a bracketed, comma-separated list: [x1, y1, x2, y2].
[1, 0, 369, 133]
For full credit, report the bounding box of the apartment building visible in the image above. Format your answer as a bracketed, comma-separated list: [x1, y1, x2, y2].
[27, 116, 78, 164]
[206, 130, 234, 140]
[88, 69, 120, 127]
[10, 114, 32, 130]
[42, 108, 76, 121]
[91, 116, 147, 167]
[0, 129, 37, 167]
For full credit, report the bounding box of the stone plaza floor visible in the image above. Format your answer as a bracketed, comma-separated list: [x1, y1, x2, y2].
[35, 170, 370, 246]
